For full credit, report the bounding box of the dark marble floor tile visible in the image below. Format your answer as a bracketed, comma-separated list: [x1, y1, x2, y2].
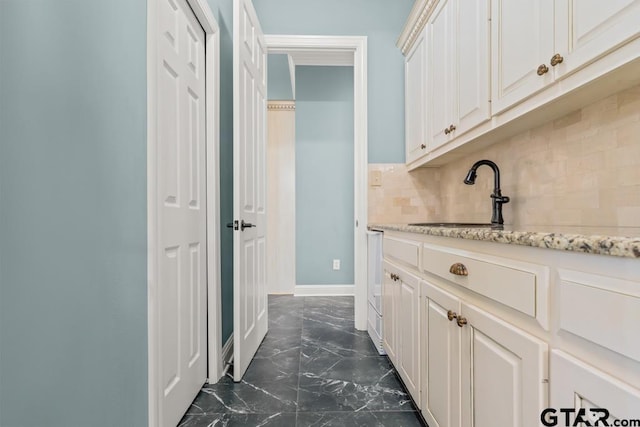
[297, 357, 414, 412]
[254, 328, 302, 360]
[301, 325, 380, 358]
[179, 412, 297, 427]
[243, 356, 300, 385]
[186, 376, 298, 415]
[300, 355, 401, 388]
[296, 411, 424, 427]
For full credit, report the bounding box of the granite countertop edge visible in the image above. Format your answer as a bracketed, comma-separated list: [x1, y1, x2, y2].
[368, 224, 640, 259]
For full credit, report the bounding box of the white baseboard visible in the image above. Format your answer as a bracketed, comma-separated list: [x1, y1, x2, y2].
[294, 284, 355, 296]
[221, 333, 234, 366]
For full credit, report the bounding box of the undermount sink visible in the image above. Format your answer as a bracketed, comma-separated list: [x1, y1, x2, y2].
[408, 222, 499, 229]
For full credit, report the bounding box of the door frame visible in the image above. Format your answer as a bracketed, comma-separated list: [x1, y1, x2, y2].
[147, 0, 221, 425]
[265, 35, 369, 331]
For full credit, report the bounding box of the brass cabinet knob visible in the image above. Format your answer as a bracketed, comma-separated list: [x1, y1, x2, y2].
[537, 64, 549, 76]
[449, 262, 468, 276]
[457, 316, 468, 327]
[550, 53, 564, 66]
[448, 124, 456, 133]
[447, 310, 458, 321]
[390, 273, 396, 281]
[421, 143, 426, 149]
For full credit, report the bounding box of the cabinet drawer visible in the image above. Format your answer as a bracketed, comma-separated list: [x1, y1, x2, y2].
[558, 269, 640, 363]
[384, 236, 420, 270]
[422, 243, 546, 318]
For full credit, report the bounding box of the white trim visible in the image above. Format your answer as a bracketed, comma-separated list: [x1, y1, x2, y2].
[264, 35, 369, 331]
[219, 334, 234, 372]
[287, 54, 296, 99]
[294, 284, 356, 297]
[147, 1, 221, 425]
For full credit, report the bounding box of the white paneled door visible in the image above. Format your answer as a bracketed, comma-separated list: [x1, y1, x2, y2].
[233, 0, 268, 381]
[156, 0, 207, 425]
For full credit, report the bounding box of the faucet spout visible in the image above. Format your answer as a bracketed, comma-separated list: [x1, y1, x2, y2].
[463, 160, 510, 228]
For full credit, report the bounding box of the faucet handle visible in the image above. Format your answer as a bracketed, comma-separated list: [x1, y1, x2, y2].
[491, 194, 510, 204]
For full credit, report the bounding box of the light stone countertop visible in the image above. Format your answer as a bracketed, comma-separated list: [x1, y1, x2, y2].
[368, 223, 640, 259]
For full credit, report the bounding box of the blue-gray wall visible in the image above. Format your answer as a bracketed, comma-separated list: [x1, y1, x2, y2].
[296, 67, 354, 285]
[268, 54, 294, 100]
[253, 0, 413, 163]
[206, 0, 235, 345]
[0, 1, 148, 426]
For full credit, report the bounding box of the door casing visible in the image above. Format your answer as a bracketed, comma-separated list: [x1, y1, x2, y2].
[265, 35, 369, 331]
[147, 0, 221, 425]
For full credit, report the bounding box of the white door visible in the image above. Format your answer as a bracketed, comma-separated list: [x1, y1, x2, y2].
[460, 302, 547, 427]
[490, 0, 554, 114]
[156, 0, 207, 424]
[233, 0, 268, 382]
[421, 281, 461, 427]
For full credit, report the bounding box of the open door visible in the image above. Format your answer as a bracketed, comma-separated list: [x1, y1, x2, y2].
[232, 0, 268, 381]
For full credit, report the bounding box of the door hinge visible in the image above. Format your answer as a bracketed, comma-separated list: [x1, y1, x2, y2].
[226, 220, 239, 230]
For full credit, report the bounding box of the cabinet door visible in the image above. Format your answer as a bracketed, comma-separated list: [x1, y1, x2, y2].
[550, 350, 640, 426]
[421, 281, 462, 427]
[405, 28, 428, 163]
[428, 0, 455, 150]
[455, 0, 490, 135]
[461, 302, 548, 427]
[397, 270, 421, 402]
[555, 0, 640, 78]
[382, 262, 398, 363]
[491, 0, 554, 114]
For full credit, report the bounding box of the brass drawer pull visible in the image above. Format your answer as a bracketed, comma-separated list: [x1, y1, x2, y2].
[537, 64, 549, 76]
[444, 127, 450, 135]
[447, 310, 458, 321]
[421, 143, 426, 149]
[390, 273, 400, 282]
[448, 124, 456, 133]
[449, 263, 468, 276]
[550, 53, 564, 66]
[456, 316, 468, 328]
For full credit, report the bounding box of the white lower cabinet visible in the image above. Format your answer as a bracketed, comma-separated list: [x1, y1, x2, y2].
[550, 350, 640, 426]
[421, 281, 462, 427]
[397, 269, 421, 401]
[382, 261, 399, 364]
[382, 260, 422, 405]
[461, 302, 548, 427]
[421, 280, 548, 427]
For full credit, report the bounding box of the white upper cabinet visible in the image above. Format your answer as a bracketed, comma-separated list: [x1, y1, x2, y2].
[405, 28, 428, 164]
[554, 0, 640, 78]
[490, 0, 555, 114]
[428, 0, 455, 150]
[427, 0, 491, 152]
[399, 0, 640, 167]
[455, 0, 491, 135]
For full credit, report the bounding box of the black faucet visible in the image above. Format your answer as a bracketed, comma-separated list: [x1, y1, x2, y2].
[463, 160, 510, 229]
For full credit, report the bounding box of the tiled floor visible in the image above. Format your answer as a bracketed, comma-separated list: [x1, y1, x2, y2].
[179, 295, 426, 426]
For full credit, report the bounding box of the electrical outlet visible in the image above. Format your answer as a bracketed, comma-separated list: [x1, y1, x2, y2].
[333, 259, 341, 270]
[370, 170, 382, 187]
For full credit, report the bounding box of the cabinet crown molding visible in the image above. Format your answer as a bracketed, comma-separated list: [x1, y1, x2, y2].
[397, 0, 439, 56]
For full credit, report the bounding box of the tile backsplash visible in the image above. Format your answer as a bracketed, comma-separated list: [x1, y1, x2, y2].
[369, 84, 640, 228]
